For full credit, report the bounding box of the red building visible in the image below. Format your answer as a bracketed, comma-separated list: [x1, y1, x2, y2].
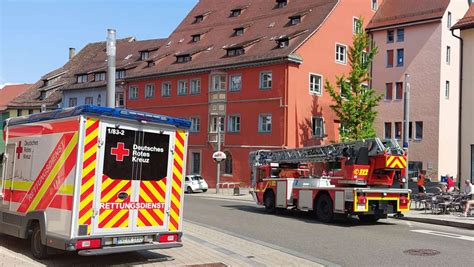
[125, 0, 382, 187]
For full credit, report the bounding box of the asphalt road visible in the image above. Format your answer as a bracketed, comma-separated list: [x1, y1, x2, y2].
[184, 195, 474, 267]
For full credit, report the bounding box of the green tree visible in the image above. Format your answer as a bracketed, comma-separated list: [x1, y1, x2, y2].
[326, 18, 383, 142]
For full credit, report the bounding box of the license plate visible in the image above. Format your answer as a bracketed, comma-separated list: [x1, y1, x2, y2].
[114, 236, 144, 245]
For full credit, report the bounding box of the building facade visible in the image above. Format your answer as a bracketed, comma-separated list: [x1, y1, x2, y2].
[367, 0, 469, 180]
[452, 4, 474, 185]
[125, 0, 382, 187]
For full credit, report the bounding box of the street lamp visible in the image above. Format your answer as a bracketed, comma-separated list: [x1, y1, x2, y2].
[403, 73, 411, 189]
[106, 29, 116, 108]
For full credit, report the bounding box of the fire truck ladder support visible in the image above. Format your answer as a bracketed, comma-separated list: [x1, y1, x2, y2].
[249, 138, 403, 166]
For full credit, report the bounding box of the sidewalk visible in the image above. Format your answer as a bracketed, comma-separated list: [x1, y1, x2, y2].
[188, 189, 474, 230]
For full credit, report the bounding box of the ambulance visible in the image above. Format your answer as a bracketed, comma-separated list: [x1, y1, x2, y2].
[0, 105, 190, 258]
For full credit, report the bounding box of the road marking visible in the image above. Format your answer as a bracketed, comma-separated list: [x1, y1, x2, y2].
[411, 230, 474, 242]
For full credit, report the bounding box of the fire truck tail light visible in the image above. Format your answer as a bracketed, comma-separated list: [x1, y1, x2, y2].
[400, 196, 408, 204]
[76, 239, 101, 250]
[158, 234, 178, 243]
[357, 196, 367, 204]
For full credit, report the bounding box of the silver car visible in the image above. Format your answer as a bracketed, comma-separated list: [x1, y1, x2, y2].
[184, 175, 208, 193]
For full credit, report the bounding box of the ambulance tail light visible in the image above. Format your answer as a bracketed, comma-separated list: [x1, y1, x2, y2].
[158, 234, 178, 243]
[76, 239, 101, 250]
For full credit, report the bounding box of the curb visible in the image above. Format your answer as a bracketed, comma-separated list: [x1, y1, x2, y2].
[186, 193, 255, 203]
[391, 216, 474, 230]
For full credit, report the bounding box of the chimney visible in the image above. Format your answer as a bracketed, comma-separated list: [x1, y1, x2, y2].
[69, 48, 75, 59]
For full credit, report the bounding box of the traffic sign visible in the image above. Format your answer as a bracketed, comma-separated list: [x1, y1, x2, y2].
[212, 151, 226, 162]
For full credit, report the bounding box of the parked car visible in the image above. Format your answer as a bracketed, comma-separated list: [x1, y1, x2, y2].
[184, 175, 208, 193]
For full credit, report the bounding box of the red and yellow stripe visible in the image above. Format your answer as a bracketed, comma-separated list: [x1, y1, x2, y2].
[385, 156, 407, 169]
[98, 175, 132, 229]
[78, 118, 99, 234]
[137, 178, 167, 227]
[168, 130, 186, 231]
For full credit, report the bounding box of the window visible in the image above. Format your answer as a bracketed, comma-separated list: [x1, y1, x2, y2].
[234, 27, 244, 36]
[161, 82, 171, 97]
[397, 29, 404, 42]
[115, 92, 124, 107]
[385, 83, 393, 100]
[211, 75, 226, 91]
[116, 70, 125, 79]
[290, 16, 301, 25]
[445, 80, 450, 99]
[191, 152, 201, 174]
[85, 97, 93, 105]
[447, 12, 452, 28]
[227, 48, 245, 57]
[97, 94, 102, 106]
[129, 86, 138, 100]
[446, 46, 451, 64]
[210, 116, 225, 133]
[415, 121, 423, 140]
[94, 72, 105, 81]
[277, 0, 288, 8]
[396, 82, 403, 100]
[396, 49, 404, 67]
[190, 117, 200, 132]
[409, 121, 413, 139]
[353, 17, 361, 34]
[16, 109, 21, 117]
[145, 84, 155, 98]
[258, 114, 272, 133]
[177, 55, 191, 63]
[277, 38, 289, 48]
[384, 122, 392, 139]
[194, 15, 204, 23]
[230, 75, 242, 92]
[69, 97, 77, 107]
[387, 50, 394, 67]
[230, 9, 241, 17]
[309, 74, 322, 95]
[192, 34, 201, 42]
[28, 109, 34, 115]
[190, 79, 201, 94]
[387, 30, 394, 43]
[335, 44, 347, 64]
[260, 72, 272, 89]
[228, 115, 241, 132]
[224, 152, 233, 174]
[395, 122, 402, 140]
[140, 51, 149, 60]
[178, 80, 188, 95]
[371, 0, 378, 11]
[312, 117, 325, 138]
[77, 74, 88, 83]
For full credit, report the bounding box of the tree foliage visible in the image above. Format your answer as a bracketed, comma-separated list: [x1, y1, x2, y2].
[326, 18, 383, 142]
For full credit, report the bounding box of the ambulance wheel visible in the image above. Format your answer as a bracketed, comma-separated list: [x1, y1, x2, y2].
[316, 194, 334, 223]
[31, 224, 48, 259]
[186, 186, 194, 194]
[264, 191, 276, 214]
[358, 214, 380, 224]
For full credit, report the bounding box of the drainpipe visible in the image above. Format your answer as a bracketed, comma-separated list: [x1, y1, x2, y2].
[451, 29, 463, 187]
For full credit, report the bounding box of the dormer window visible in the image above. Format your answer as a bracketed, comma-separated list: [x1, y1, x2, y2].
[226, 47, 245, 57]
[275, 29, 308, 49]
[140, 51, 149, 60]
[230, 9, 242, 17]
[116, 70, 126, 79]
[192, 34, 201, 42]
[234, 27, 244, 36]
[146, 61, 154, 67]
[290, 16, 301, 25]
[276, 0, 288, 8]
[277, 38, 289, 48]
[77, 74, 88, 83]
[195, 15, 204, 23]
[95, 72, 106, 81]
[176, 54, 191, 63]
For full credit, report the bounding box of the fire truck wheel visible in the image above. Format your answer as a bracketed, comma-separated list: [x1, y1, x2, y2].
[358, 214, 380, 224]
[316, 194, 334, 223]
[31, 224, 48, 259]
[264, 191, 276, 214]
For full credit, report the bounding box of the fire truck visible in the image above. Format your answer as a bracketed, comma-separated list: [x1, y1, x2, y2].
[0, 105, 190, 258]
[249, 138, 411, 223]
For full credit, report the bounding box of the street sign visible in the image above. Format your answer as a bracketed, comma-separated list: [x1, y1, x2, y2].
[212, 151, 226, 162]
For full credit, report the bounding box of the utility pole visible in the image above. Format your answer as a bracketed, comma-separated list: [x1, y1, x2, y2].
[216, 119, 221, 193]
[403, 74, 410, 189]
[106, 29, 116, 108]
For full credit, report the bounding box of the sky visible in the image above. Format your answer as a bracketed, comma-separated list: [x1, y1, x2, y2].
[0, 0, 198, 85]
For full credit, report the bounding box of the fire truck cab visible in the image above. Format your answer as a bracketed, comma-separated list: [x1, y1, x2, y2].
[249, 139, 411, 223]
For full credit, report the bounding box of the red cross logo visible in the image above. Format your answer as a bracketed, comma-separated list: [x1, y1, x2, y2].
[16, 141, 23, 159]
[111, 142, 130, 162]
